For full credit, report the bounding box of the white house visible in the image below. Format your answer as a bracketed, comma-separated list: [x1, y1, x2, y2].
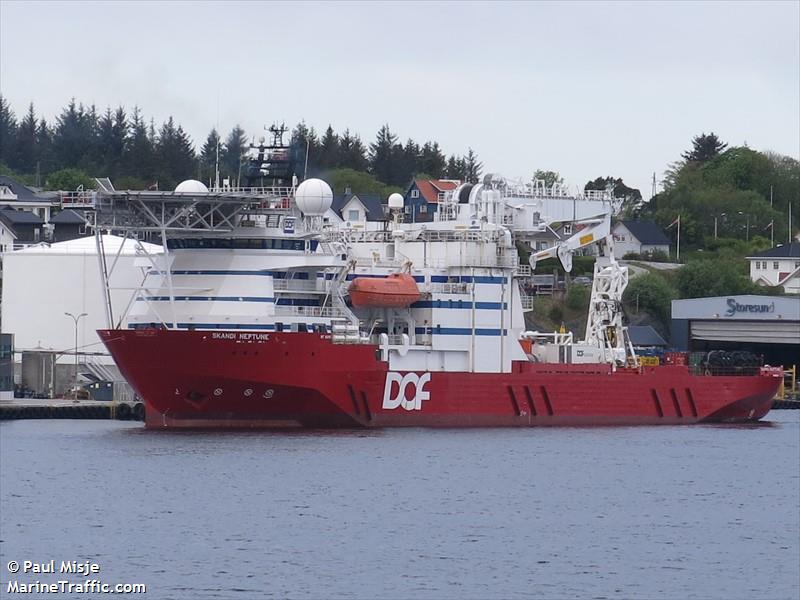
[327, 190, 387, 229]
[0, 218, 16, 253]
[747, 242, 800, 294]
[611, 221, 671, 257]
[0, 175, 58, 223]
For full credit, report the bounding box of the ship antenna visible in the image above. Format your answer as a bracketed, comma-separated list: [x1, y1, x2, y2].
[214, 93, 220, 191]
[214, 136, 220, 191]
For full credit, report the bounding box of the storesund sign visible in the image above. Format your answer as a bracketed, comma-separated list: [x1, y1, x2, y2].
[671, 295, 799, 321]
[724, 298, 775, 317]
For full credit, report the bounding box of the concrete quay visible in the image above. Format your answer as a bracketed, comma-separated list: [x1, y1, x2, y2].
[0, 398, 145, 421]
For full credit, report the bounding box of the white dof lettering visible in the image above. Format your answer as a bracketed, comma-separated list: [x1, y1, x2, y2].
[382, 372, 431, 411]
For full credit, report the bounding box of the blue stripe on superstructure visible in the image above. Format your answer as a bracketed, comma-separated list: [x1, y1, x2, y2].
[176, 323, 276, 330]
[147, 270, 310, 279]
[414, 327, 508, 336]
[341, 274, 426, 282]
[428, 275, 506, 284]
[141, 296, 275, 303]
[128, 323, 277, 331]
[410, 300, 507, 310]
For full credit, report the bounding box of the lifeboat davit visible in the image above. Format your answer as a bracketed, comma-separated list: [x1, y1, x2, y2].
[349, 273, 421, 308]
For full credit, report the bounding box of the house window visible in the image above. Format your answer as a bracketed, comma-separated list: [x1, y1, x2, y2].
[347, 210, 359, 221]
[773, 261, 779, 270]
[420, 205, 427, 214]
[563, 224, 573, 235]
[404, 206, 411, 214]
[411, 190, 419, 199]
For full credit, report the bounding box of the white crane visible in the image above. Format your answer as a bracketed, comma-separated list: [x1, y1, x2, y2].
[528, 213, 638, 367]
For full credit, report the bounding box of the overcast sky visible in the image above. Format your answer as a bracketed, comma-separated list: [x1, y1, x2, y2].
[1, 1, 798, 197]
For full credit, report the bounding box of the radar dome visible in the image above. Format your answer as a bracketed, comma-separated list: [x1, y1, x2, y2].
[295, 178, 333, 215]
[388, 193, 404, 209]
[175, 179, 209, 193]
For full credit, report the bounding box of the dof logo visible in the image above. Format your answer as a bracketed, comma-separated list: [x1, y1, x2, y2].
[382, 372, 431, 411]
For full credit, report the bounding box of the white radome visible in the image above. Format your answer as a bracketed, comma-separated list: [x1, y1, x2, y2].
[388, 192, 404, 209]
[295, 178, 333, 215]
[174, 179, 209, 193]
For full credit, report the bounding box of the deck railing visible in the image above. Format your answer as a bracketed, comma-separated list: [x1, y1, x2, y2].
[274, 305, 347, 318]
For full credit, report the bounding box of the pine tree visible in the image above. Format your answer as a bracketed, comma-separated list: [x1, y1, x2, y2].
[97, 108, 115, 175]
[445, 155, 460, 179]
[13, 103, 38, 173]
[36, 118, 55, 184]
[338, 129, 367, 172]
[401, 138, 420, 182]
[463, 147, 482, 183]
[109, 107, 128, 178]
[125, 107, 156, 183]
[681, 132, 727, 163]
[53, 99, 94, 171]
[0, 95, 18, 168]
[419, 141, 446, 179]
[222, 125, 248, 184]
[199, 128, 223, 186]
[454, 157, 467, 180]
[291, 121, 319, 177]
[83, 104, 101, 172]
[369, 124, 398, 184]
[174, 125, 196, 181]
[319, 125, 340, 170]
[155, 117, 196, 189]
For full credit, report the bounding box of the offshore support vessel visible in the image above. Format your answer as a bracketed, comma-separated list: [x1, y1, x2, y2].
[78, 142, 781, 428]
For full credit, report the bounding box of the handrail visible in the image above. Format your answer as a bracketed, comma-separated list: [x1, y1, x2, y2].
[274, 305, 348, 318]
[271, 279, 323, 292]
[426, 282, 470, 294]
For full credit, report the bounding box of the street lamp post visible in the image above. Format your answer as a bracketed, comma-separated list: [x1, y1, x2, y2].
[714, 212, 726, 239]
[64, 312, 87, 394]
[738, 211, 750, 242]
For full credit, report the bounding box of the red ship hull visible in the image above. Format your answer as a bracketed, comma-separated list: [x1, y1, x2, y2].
[98, 329, 781, 429]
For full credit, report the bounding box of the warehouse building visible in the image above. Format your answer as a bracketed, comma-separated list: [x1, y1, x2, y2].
[671, 295, 800, 366]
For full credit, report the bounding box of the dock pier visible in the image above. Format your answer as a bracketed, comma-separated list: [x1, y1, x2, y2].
[0, 399, 145, 421]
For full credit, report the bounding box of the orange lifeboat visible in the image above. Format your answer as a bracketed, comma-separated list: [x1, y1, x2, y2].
[349, 273, 421, 308]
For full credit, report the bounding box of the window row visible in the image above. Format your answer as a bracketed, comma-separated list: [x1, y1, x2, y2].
[167, 238, 317, 251]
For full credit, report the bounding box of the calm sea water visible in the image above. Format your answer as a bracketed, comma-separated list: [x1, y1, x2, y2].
[1, 413, 798, 600]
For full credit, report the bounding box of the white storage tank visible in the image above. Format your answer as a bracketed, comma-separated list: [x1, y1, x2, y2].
[1, 235, 162, 366]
